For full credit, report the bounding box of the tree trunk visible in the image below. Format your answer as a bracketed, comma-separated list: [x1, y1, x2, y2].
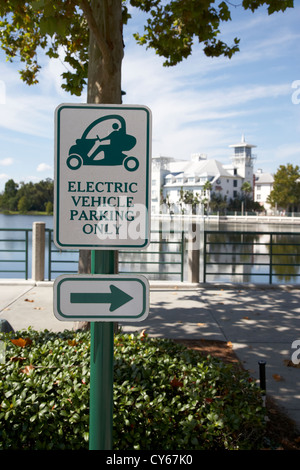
[87, 0, 124, 104]
[75, 0, 123, 331]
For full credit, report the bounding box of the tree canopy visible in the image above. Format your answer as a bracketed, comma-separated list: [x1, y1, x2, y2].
[0, 178, 54, 213]
[0, 0, 294, 97]
[267, 164, 300, 212]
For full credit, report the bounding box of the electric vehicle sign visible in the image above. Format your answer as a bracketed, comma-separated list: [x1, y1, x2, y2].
[54, 104, 152, 249]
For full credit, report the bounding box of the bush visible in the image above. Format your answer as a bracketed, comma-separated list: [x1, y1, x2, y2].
[0, 328, 90, 450]
[0, 328, 266, 450]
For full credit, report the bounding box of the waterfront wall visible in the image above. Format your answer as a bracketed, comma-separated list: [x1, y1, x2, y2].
[155, 213, 300, 225]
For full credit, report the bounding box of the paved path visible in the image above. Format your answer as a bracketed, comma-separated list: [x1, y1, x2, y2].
[1, 280, 299, 432]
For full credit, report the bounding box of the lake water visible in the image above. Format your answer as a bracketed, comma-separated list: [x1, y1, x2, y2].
[0, 213, 299, 284]
[0, 214, 53, 280]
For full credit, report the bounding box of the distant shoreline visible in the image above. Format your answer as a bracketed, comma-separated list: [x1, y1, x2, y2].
[0, 210, 53, 216]
[0, 211, 299, 226]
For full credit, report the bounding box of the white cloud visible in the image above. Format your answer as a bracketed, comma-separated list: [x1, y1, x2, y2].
[274, 144, 300, 163]
[20, 175, 40, 184]
[0, 50, 84, 141]
[0, 157, 13, 166]
[0, 173, 9, 180]
[37, 163, 52, 172]
[122, 43, 293, 160]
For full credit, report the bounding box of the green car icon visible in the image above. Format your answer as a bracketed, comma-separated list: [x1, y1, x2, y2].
[66, 114, 139, 172]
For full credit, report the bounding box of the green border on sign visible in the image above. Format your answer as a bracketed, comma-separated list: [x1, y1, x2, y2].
[55, 276, 148, 320]
[54, 104, 151, 249]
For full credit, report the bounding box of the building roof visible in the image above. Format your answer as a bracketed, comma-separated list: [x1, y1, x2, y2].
[229, 134, 256, 149]
[255, 171, 274, 184]
[166, 158, 234, 180]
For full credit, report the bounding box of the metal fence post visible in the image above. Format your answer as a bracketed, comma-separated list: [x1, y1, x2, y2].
[32, 222, 45, 281]
[25, 230, 29, 280]
[188, 224, 199, 283]
[47, 229, 52, 281]
[181, 230, 185, 282]
[203, 231, 207, 283]
[269, 233, 273, 285]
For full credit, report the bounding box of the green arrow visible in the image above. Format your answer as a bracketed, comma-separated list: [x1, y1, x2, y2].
[70, 285, 133, 312]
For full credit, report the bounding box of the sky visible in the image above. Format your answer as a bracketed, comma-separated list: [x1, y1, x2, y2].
[0, 2, 299, 192]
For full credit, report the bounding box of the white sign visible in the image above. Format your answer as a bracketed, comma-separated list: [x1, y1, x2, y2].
[53, 274, 149, 322]
[54, 104, 152, 249]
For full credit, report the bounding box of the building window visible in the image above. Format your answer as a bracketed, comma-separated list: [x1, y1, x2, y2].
[233, 180, 238, 187]
[234, 169, 237, 176]
[233, 190, 237, 198]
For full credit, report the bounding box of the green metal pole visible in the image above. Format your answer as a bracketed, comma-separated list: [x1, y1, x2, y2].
[89, 250, 115, 450]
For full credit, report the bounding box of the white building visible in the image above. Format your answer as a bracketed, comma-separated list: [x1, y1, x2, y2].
[151, 155, 175, 214]
[151, 135, 261, 214]
[254, 169, 274, 212]
[224, 134, 256, 185]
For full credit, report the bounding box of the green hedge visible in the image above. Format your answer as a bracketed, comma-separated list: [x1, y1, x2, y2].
[0, 328, 265, 450]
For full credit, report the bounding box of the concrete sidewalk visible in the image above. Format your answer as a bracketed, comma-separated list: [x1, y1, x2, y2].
[0, 279, 300, 432]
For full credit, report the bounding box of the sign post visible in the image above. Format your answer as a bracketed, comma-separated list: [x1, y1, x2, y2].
[54, 104, 151, 450]
[90, 251, 115, 451]
[53, 270, 150, 449]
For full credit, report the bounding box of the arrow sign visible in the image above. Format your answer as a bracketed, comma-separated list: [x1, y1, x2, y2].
[53, 274, 149, 322]
[70, 285, 133, 312]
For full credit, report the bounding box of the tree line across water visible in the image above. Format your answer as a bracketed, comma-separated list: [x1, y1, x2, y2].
[0, 163, 299, 215]
[0, 178, 53, 214]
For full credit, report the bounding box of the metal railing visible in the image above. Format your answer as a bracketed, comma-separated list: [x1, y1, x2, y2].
[0, 227, 299, 285]
[46, 229, 79, 280]
[118, 230, 185, 281]
[47, 229, 185, 281]
[0, 228, 30, 279]
[203, 231, 300, 284]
